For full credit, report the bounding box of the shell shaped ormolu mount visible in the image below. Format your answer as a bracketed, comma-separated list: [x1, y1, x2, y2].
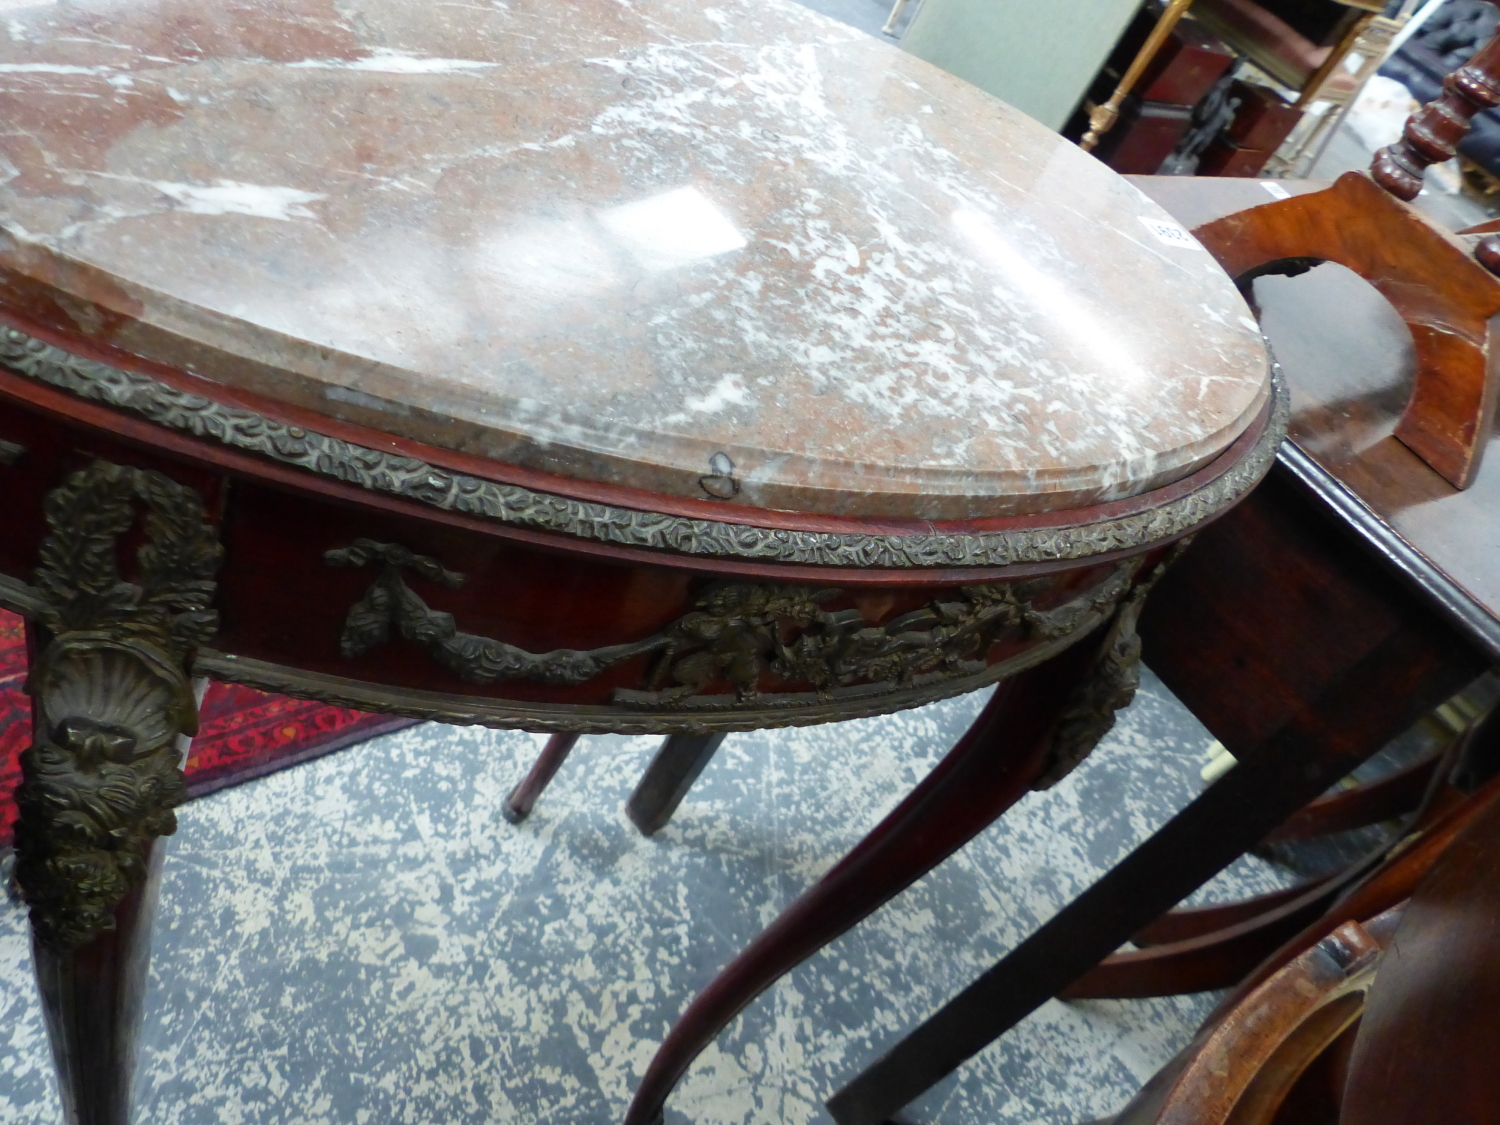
[14, 463, 221, 951]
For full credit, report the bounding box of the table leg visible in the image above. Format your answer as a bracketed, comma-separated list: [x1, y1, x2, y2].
[17, 655, 204, 1125]
[11, 460, 221, 1125]
[626, 733, 728, 836]
[621, 638, 1101, 1125]
[825, 621, 1483, 1125]
[505, 732, 584, 823]
[30, 839, 166, 1125]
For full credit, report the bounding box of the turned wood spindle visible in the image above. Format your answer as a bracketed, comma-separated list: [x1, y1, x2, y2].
[1372, 8, 1500, 275]
[1372, 8, 1500, 201]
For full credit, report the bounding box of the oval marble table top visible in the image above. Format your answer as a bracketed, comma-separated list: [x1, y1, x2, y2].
[0, 0, 1268, 519]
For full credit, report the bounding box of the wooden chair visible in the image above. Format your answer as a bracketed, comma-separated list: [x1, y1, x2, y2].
[504, 729, 723, 834]
[1106, 765, 1500, 1125]
[1082, 0, 1412, 162]
[1111, 910, 1398, 1125]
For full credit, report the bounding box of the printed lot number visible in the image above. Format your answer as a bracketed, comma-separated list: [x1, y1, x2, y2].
[1138, 216, 1201, 250]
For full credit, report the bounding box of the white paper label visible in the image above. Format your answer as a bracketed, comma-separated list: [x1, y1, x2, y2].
[1138, 216, 1199, 250]
[1261, 181, 1292, 200]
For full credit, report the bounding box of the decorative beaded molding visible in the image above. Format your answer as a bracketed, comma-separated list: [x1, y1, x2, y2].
[0, 326, 1286, 568]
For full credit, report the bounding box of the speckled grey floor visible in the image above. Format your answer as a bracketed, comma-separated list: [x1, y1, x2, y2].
[0, 667, 1304, 1125]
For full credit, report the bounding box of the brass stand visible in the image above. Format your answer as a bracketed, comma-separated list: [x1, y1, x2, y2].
[1080, 0, 1193, 153]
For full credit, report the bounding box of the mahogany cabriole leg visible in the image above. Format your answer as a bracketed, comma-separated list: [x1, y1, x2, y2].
[14, 460, 221, 1125]
[626, 732, 727, 836]
[621, 633, 1108, 1125]
[504, 732, 583, 823]
[825, 458, 1490, 1124]
[31, 838, 166, 1125]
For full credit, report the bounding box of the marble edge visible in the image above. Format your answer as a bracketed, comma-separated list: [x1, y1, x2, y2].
[0, 326, 1287, 570]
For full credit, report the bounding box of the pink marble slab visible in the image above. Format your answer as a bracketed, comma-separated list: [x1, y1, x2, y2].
[0, 0, 1269, 519]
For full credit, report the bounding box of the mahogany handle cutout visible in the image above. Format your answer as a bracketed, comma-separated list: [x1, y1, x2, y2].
[1194, 172, 1500, 490]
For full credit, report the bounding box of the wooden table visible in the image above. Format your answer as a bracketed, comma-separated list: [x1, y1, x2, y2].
[0, 4, 1277, 1123]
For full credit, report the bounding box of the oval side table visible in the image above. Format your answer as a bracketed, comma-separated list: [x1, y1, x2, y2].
[0, 1, 1279, 1122]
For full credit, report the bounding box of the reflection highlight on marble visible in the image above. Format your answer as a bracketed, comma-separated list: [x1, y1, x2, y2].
[0, 669, 1293, 1125]
[0, 0, 1268, 518]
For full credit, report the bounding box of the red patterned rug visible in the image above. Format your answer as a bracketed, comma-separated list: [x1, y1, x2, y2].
[0, 608, 416, 849]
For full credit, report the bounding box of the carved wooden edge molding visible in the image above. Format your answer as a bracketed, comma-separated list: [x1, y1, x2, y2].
[325, 538, 1141, 713]
[13, 461, 221, 951]
[0, 327, 1288, 569]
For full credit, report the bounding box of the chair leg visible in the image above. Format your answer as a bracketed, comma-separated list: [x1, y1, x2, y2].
[626, 732, 727, 836]
[504, 732, 583, 823]
[880, 0, 913, 36]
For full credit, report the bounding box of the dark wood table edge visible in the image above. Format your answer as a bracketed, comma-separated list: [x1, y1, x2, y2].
[1277, 441, 1500, 663]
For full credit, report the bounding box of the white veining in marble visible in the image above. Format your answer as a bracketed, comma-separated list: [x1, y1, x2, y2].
[0, 0, 1267, 517]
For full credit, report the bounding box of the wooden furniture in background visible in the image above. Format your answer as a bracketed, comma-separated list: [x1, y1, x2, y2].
[1192, 0, 1387, 93]
[1266, 9, 1408, 176]
[1081, 1, 1412, 177]
[1193, 172, 1500, 488]
[882, 0, 916, 37]
[1204, 79, 1303, 175]
[1336, 769, 1500, 1124]
[1111, 768, 1500, 1125]
[1373, 0, 1500, 278]
[1074, 8, 1239, 174]
[1081, 0, 1196, 151]
[1113, 911, 1399, 1125]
